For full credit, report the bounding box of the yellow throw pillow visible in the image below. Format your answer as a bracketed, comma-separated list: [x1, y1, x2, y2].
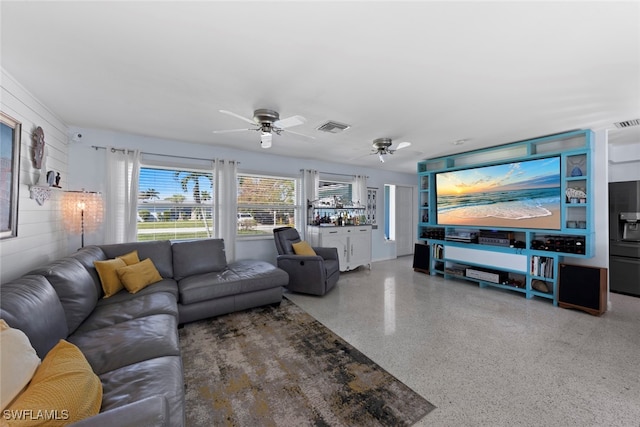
[2, 340, 102, 426]
[93, 258, 127, 298]
[116, 250, 140, 266]
[116, 258, 162, 294]
[292, 241, 317, 256]
[0, 320, 41, 411]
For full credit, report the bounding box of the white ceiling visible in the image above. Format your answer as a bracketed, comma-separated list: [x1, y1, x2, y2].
[1, 1, 639, 174]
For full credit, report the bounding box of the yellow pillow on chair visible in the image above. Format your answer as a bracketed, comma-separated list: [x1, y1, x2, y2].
[292, 241, 317, 256]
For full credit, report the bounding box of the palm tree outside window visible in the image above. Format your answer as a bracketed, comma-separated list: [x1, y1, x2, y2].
[136, 167, 214, 241]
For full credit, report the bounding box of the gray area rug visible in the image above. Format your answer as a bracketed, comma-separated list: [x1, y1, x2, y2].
[179, 298, 435, 426]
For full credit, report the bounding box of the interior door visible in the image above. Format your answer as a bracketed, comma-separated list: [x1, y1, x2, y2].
[395, 186, 414, 257]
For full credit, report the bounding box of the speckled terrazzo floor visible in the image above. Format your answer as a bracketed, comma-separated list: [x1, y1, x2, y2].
[285, 256, 640, 427]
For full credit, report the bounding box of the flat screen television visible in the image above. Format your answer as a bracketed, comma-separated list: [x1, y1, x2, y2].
[435, 156, 561, 230]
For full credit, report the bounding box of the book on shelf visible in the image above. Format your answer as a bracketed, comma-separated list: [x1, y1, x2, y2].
[531, 256, 554, 278]
[432, 243, 444, 259]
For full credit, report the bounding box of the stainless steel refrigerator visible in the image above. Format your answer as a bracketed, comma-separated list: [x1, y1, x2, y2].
[609, 180, 640, 297]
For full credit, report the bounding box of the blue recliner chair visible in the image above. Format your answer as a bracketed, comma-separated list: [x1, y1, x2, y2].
[272, 227, 340, 296]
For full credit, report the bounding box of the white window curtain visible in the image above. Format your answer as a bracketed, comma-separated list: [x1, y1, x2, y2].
[104, 148, 140, 244]
[352, 174, 368, 208]
[214, 159, 238, 262]
[301, 169, 319, 236]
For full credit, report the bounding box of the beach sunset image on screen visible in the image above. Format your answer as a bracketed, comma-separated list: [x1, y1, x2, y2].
[436, 157, 561, 230]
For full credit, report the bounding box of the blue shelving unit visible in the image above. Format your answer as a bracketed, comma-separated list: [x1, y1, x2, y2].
[416, 130, 594, 305]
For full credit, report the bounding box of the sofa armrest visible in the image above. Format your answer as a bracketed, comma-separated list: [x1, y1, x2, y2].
[67, 396, 169, 427]
[313, 247, 339, 261]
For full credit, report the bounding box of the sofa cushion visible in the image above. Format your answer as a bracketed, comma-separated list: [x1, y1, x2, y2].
[67, 396, 170, 427]
[99, 356, 184, 427]
[99, 241, 174, 279]
[229, 260, 290, 293]
[171, 239, 227, 281]
[178, 260, 287, 305]
[68, 246, 107, 298]
[29, 258, 99, 334]
[3, 340, 102, 425]
[0, 275, 68, 358]
[68, 314, 180, 375]
[75, 292, 178, 334]
[96, 279, 179, 306]
[0, 319, 41, 410]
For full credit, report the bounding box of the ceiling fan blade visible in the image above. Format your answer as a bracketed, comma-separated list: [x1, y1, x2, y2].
[212, 128, 255, 134]
[283, 129, 316, 139]
[396, 141, 412, 150]
[219, 110, 256, 125]
[274, 115, 306, 129]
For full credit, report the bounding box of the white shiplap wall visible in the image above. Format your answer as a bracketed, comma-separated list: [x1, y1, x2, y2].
[0, 69, 69, 283]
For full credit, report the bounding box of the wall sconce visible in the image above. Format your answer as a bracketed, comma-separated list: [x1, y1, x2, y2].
[62, 190, 103, 247]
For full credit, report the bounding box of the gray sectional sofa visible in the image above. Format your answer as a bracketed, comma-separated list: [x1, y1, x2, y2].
[0, 238, 288, 427]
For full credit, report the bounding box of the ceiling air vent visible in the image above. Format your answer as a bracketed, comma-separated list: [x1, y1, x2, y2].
[614, 118, 640, 128]
[316, 120, 350, 134]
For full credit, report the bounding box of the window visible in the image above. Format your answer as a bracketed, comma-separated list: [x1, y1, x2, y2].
[318, 180, 352, 205]
[137, 167, 214, 241]
[237, 173, 298, 237]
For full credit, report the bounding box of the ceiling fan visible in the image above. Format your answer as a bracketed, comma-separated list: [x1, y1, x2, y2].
[213, 108, 314, 148]
[371, 138, 412, 162]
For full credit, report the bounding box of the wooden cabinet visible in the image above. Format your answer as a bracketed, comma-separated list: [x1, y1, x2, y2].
[308, 225, 372, 271]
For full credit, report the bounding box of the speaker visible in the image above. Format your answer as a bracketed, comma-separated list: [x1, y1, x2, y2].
[558, 263, 607, 316]
[413, 243, 430, 274]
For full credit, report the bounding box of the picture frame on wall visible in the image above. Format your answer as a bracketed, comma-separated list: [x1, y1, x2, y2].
[1, 112, 22, 239]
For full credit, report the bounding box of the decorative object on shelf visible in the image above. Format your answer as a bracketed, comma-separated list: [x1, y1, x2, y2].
[568, 156, 585, 177]
[1, 112, 22, 240]
[565, 187, 586, 202]
[29, 185, 52, 206]
[531, 279, 550, 293]
[62, 190, 104, 247]
[32, 126, 45, 169]
[44, 171, 61, 188]
[32, 126, 52, 187]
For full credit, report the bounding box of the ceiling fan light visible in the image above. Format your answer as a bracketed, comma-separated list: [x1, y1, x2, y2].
[379, 153, 385, 163]
[260, 132, 272, 148]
